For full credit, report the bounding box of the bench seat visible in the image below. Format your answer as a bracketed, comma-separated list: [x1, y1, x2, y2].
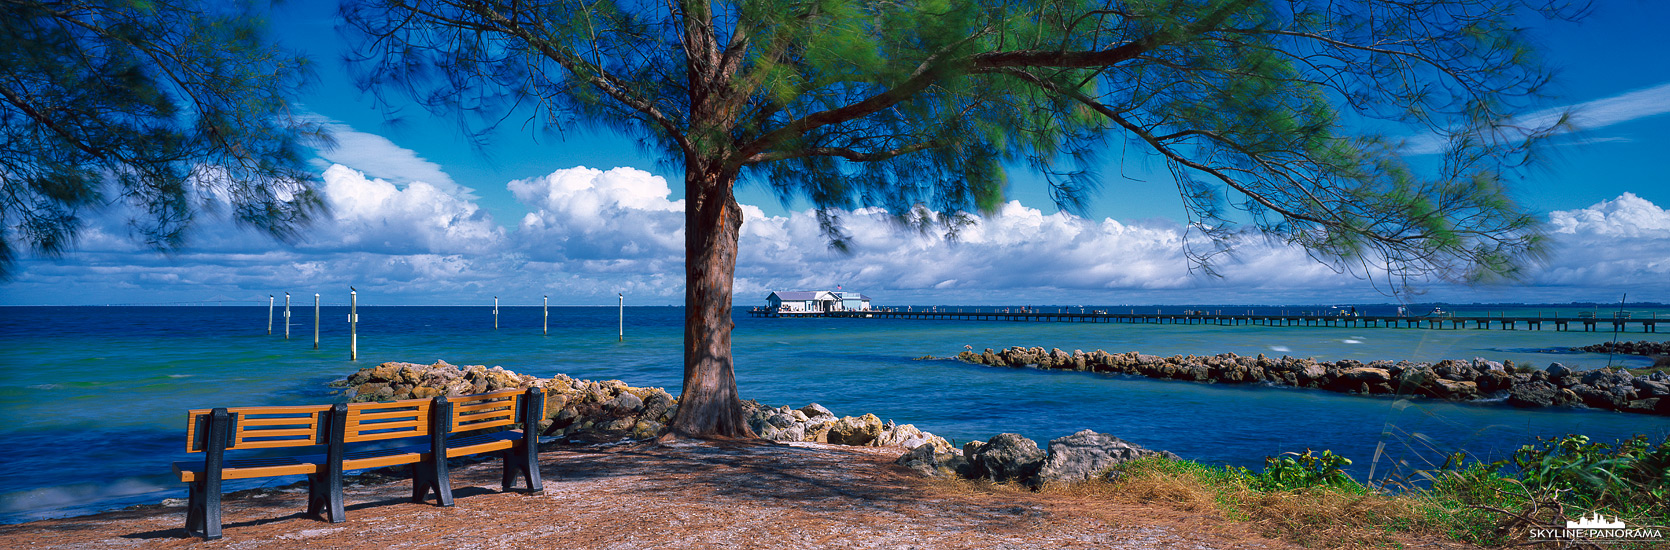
[173, 453, 326, 483]
[336, 429, 524, 471]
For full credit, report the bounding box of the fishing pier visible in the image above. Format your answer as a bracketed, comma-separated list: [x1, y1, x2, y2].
[747, 307, 1660, 332]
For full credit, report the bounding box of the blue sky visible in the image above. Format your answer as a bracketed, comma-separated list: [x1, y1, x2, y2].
[5, 1, 1670, 306]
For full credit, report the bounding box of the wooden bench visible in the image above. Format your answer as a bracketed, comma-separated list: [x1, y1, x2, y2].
[175, 404, 336, 540]
[174, 387, 545, 540]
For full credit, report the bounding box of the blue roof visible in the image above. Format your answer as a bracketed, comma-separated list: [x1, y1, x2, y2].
[770, 291, 820, 301]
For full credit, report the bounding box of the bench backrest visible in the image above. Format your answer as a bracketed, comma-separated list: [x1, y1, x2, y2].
[342, 398, 436, 443]
[185, 405, 333, 453]
[186, 387, 541, 454]
[447, 388, 524, 433]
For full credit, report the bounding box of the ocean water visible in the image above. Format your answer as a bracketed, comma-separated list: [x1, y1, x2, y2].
[2, 304, 1668, 524]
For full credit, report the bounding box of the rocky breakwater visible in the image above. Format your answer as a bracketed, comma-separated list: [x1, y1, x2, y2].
[334, 361, 955, 448]
[1574, 340, 1670, 358]
[955, 347, 1670, 416]
[896, 429, 1177, 487]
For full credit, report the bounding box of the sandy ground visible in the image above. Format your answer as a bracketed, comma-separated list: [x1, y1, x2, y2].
[0, 440, 1466, 549]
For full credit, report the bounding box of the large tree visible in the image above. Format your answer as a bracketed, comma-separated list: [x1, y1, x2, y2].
[341, 0, 1577, 438]
[0, 0, 328, 278]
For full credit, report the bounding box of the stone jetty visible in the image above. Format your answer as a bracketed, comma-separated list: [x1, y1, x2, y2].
[333, 360, 952, 448]
[955, 347, 1670, 416]
[1574, 339, 1670, 356]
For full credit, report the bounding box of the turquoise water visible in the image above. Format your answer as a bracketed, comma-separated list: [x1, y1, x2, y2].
[2, 305, 1668, 523]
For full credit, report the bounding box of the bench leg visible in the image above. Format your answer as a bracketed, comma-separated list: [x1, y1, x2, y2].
[306, 471, 345, 523]
[412, 459, 454, 507]
[501, 441, 542, 493]
[184, 479, 222, 540]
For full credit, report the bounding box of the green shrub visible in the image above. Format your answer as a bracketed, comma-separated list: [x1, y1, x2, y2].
[1245, 449, 1358, 492]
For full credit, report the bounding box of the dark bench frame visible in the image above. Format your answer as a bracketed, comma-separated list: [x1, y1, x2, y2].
[175, 387, 544, 540]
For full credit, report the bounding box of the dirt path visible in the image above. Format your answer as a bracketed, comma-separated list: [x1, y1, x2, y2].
[0, 441, 1447, 549]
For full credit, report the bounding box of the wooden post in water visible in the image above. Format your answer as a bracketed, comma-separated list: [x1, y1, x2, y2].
[618, 293, 624, 342]
[494, 296, 499, 330]
[267, 295, 274, 335]
[313, 293, 320, 349]
[349, 288, 358, 361]
[543, 296, 549, 335]
[283, 293, 291, 339]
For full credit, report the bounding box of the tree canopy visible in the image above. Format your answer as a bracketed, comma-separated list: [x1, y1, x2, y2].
[340, 0, 1578, 437]
[0, 0, 328, 279]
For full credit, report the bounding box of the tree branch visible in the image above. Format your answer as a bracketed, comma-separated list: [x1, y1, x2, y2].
[744, 141, 938, 164]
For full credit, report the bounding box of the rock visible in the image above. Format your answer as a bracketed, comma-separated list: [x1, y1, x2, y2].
[641, 390, 675, 421]
[600, 417, 636, 432]
[873, 424, 924, 447]
[763, 424, 805, 442]
[799, 403, 835, 420]
[631, 420, 663, 439]
[605, 392, 644, 414]
[1580, 369, 1614, 387]
[900, 433, 951, 452]
[1633, 378, 1670, 397]
[896, 441, 968, 477]
[1571, 384, 1619, 409]
[1508, 381, 1577, 408]
[1336, 367, 1393, 393]
[967, 433, 1046, 483]
[1472, 357, 1504, 373]
[804, 420, 835, 443]
[766, 413, 797, 429]
[1299, 362, 1328, 385]
[1035, 430, 1177, 485]
[1476, 370, 1516, 394]
[1546, 363, 1572, 377]
[1425, 378, 1478, 400]
[828, 414, 884, 446]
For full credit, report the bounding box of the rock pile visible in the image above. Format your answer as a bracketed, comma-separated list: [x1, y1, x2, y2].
[333, 361, 677, 439]
[333, 361, 956, 447]
[741, 402, 952, 450]
[1574, 340, 1670, 356]
[956, 347, 1670, 416]
[896, 430, 1176, 486]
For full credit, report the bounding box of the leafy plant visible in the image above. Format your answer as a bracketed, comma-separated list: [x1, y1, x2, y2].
[1248, 449, 1357, 491]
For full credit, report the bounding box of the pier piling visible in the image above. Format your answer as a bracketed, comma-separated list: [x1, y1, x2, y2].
[349, 288, 358, 361]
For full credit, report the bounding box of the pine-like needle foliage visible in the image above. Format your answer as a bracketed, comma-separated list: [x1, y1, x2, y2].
[0, 0, 330, 279]
[344, 0, 1578, 290]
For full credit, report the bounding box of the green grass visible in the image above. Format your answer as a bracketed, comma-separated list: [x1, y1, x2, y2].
[1096, 435, 1670, 549]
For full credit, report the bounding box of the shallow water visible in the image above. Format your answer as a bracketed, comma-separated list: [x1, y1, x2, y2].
[1, 305, 1667, 523]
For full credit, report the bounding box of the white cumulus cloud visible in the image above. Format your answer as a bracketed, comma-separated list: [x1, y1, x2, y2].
[306, 164, 506, 255]
[509, 166, 686, 263]
[1536, 192, 1670, 289]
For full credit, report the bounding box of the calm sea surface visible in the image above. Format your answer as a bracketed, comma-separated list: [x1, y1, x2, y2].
[2, 304, 1668, 523]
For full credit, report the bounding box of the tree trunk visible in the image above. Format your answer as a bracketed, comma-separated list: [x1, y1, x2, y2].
[666, 162, 756, 439]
